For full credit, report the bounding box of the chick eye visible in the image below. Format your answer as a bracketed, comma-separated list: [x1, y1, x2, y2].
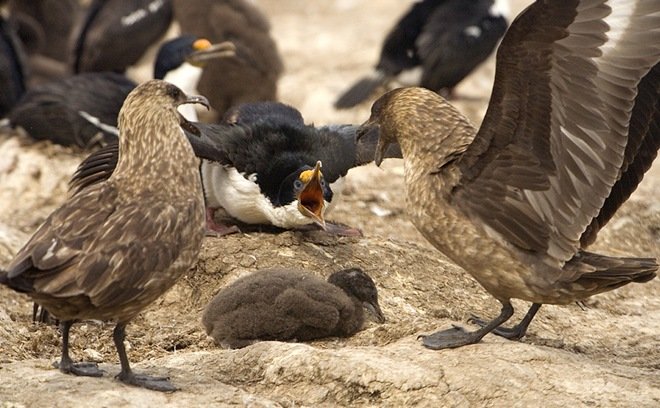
[293, 179, 303, 190]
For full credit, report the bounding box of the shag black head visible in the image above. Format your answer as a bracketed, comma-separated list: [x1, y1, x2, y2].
[154, 35, 236, 79]
[275, 160, 331, 229]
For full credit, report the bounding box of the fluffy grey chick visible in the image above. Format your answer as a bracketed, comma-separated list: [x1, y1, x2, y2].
[202, 267, 385, 348]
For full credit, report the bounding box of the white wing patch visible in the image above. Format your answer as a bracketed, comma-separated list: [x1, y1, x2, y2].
[599, 0, 637, 60]
[121, 0, 166, 27]
[464, 26, 482, 38]
[41, 239, 59, 262]
[78, 111, 119, 136]
[489, 0, 510, 19]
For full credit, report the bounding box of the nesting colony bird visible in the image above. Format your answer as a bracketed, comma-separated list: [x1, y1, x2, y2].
[7, 72, 134, 147]
[66, 101, 401, 234]
[6, 0, 83, 64]
[7, 36, 234, 148]
[72, 0, 173, 76]
[357, 0, 659, 350]
[0, 80, 208, 391]
[189, 101, 401, 234]
[173, 0, 284, 118]
[154, 35, 237, 121]
[0, 7, 26, 117]
[192, 103, 359, 234]
[202, 268, 385, 348]
[335, 0, 509, 109]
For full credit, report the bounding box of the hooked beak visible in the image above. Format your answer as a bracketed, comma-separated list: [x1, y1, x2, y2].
[186, 40, 237, 65]
[297, 161, 326, 229]
[179, 94, 210, 111]
[356, 120, 388, 166]
[363, 300, 386, 323]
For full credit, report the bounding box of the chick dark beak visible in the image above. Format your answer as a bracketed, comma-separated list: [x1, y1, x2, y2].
[180, 94, 210, 111]
[297, 161, 326, 229]
[363, 300, 386, 323]
[186, 40, 237, 65]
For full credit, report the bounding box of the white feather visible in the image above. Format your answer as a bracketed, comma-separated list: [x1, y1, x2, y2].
[201, 161, 330, 228]
[489, 0, 510, 19]
[163, 62, 205, 121]
[78, 110, 120, 136]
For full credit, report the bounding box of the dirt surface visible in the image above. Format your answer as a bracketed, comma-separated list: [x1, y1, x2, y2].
[1, 1, 659, 407]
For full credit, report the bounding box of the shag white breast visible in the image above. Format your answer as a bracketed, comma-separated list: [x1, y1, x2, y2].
[201, 161, 339, 229]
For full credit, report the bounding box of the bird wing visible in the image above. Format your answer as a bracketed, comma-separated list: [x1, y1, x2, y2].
[72, 0, 173, 73]
[67, 118, 218, 194]
[5, 181, 194, 309]
[580, 62, 660, 246]
[69, 142, 120, 195]
[453, 0, 660, 266]
[183, 121, 235, 165]
[312, 124, 364, 182]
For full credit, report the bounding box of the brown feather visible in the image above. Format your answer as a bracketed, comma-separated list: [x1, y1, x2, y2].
[581, 62, 660, 246]
[358, 0, 659, 309]
[3, 80, 206, 323]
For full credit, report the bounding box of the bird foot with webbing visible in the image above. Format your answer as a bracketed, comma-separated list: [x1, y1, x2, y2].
[419, 301, 515, 349]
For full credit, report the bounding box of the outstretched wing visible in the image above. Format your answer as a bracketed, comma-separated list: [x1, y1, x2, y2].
[580, 62, 660, 246]
[454, 0, 660, 267]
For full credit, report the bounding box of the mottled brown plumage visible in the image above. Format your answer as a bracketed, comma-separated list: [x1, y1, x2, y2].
[358, 0, 658, 350]
[0, 80, 207, 391]
[202, 268, 384, 349]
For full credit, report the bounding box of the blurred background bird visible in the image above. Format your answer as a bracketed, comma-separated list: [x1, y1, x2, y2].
[4, 35, 235, 148]
[173, 0, 284, 120]
[335, 0, 509, 109]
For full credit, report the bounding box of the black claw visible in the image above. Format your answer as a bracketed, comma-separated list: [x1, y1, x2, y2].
[56, 360, 104, 377]
[116, 372, 178, 392]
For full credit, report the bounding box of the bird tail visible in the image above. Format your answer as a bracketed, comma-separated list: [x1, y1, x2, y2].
[334, 70, 388, 109]
[568, 251, 657, 297]
[0, 268, 8, 285]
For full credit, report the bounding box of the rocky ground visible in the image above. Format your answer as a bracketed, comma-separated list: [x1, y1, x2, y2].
[0, 0, 658, 407]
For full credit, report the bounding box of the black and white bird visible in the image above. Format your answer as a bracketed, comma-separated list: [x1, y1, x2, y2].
[0, 6, 26, 117]
[202, 267, 385, 348]
[66, 101, 400, 235]
[66, 101, 394, 234]
[6, 36, 234, 148]
[335, 0, 509, 108]
[0, 80, 208, 392]
[358, 0, 659, 349]
[173, 0, 284, 118]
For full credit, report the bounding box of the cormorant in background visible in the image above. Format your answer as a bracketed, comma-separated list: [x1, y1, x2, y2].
[335, 0, 509, 108]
